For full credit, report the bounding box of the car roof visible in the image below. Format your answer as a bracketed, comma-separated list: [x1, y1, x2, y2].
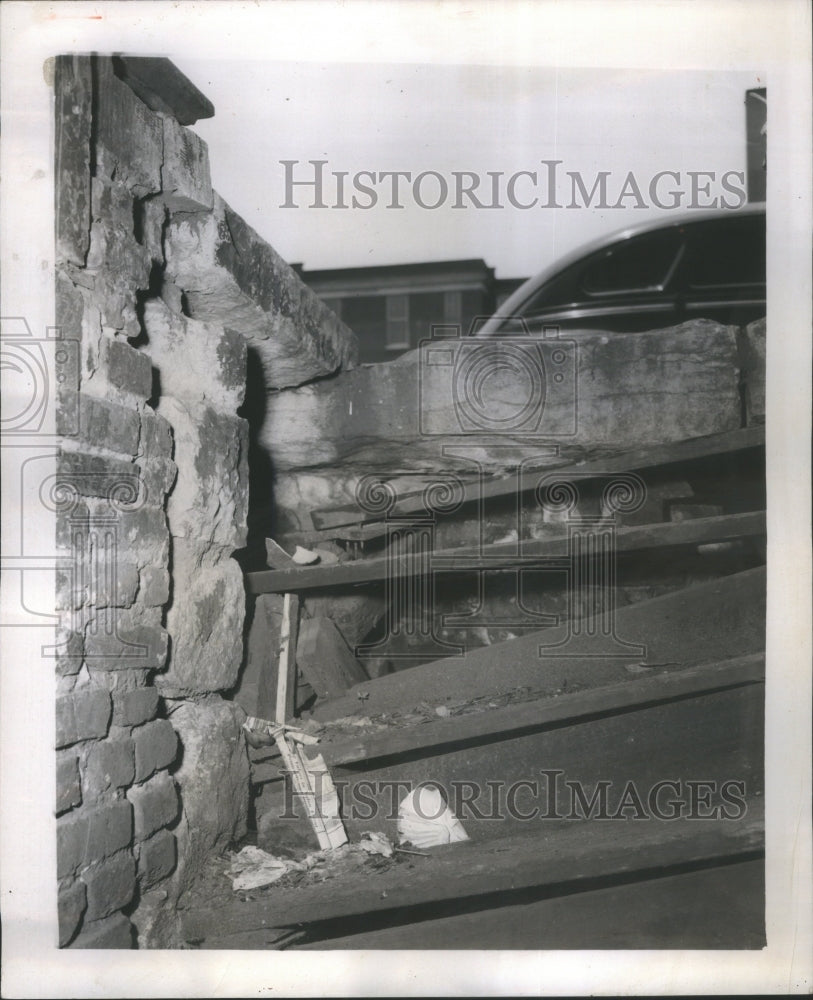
[476, 203, 766, 336]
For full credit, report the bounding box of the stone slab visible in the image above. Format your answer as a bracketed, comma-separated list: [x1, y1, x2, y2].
[262, 320, 741, 474]
[164, 194, 358, 389]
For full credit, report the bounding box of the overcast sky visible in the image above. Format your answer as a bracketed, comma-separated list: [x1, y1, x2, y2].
[173, 58, 761, 279]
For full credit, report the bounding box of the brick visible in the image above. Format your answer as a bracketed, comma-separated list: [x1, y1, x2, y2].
[95, 57, 162, 196]
[162, 115, 213, 212]
[77, 394, 141, 456]
[112, 685, 159, 727]
[82, 850, 136, 921]
[55, 55, 92, 266]
[90, 174, 136, 231]
[85, 211, 152, 339]
[57, 812, 89, 878]
[56, 754, 82, 815]
[52, 628, 85, 677]
[141, 456, 177, 504]
[139, 566, 170, 608]
[56, 450, 141, 503]
[112, 562, 139, 608]
[132, 719, 178, 782]
[140, 410, 173, 460]
[117, 504, 170, 567]
[128, 771, 179, 839]
[57, 800, 133, 876]
[84, 623, 168, 671]
[103, 338, 153, 400]
[58, 878, 87, 947]
[55, 500, 89, 552]
[137, 829, 177, 889]
[68, 912, 134, 949]
[83, 738, 135, 799]
[56, 689, 111, 748]
[66, 560, 139, 611]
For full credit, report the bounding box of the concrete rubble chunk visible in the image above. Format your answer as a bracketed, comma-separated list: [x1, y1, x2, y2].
[164, 194, 358, 389]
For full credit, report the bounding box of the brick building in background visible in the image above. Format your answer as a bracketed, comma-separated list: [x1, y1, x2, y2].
[295, 259, 526, 363]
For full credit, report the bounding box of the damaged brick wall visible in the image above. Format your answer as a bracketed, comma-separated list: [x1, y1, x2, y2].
[53, 54, 357, 948]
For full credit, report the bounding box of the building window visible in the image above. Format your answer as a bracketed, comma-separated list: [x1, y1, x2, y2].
[386, 294, 410, 349]
[443, 290, 462, 326]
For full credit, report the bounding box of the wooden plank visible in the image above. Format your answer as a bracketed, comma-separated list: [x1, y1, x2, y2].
[314, 566, 766, 722]
[320, 653, 764, 767]
[332, 684, 764, 843]
[275, 593, 298, 724]
[246, 509, 766, 594]
[291, 860, 765, 949]
[311, 425, 765, 530]
[179, 800, 764, 940]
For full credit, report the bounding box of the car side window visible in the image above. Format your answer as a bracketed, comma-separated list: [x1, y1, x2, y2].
[581, 229, 684, 296]
[685, 216, 766, 289]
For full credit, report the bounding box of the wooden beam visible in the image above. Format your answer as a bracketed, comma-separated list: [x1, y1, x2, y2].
[311, 425, 765, 531]
[246, 509, 766, 594]
[320, 653, 764, 768]
[275, 593, 298, 724]
[180, 800, 764, 940]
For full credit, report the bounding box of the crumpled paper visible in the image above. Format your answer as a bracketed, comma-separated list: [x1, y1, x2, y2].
[397, 785, 469, 849]
[358, 831, 394, 858]
[228, 846, 310, 891]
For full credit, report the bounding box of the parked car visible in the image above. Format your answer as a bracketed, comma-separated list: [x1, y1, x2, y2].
[475, 205, 766, 337]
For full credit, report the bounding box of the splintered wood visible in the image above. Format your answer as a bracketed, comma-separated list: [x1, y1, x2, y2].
[248, 591, 348, 852]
